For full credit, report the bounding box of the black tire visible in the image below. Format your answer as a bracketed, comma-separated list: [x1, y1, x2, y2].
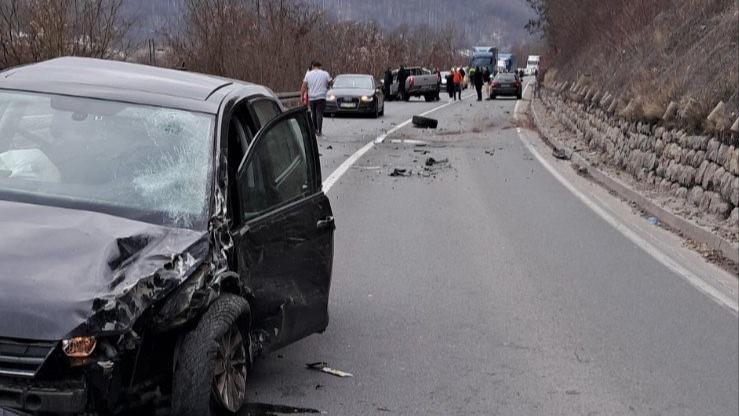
[403, 93, 410, 102]
[172, 294, 251, 416]
[412, 115, 438, 129]
[424, 94, 434, 102]
[491, 94, 497, 100]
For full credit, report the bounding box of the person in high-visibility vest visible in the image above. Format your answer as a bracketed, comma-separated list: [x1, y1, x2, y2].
[452, 67, 463, 101]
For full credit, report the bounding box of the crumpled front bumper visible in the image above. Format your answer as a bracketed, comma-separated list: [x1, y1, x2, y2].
[0, 378, 87, 414]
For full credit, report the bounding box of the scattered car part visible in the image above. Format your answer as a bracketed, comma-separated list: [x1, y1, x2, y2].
[306, 362, 354, 378]
[412, 115, 438, 129]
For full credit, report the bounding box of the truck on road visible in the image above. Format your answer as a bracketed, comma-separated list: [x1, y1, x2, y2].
[469, 46, 498, 80]
[388, 66, 440, 101]
[526, 55, 540, 76]
[497, 53, 517, 73]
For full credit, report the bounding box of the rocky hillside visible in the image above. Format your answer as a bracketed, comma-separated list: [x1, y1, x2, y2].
[535, 0, 738, 132]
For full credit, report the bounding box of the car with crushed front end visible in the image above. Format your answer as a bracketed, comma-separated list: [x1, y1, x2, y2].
[0, 57, 335, 415]
[325, 74, 384, 118]
[490, 72, 522, 100]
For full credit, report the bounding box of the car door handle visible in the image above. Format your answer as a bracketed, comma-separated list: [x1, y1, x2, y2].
[316, 216, 335, 230]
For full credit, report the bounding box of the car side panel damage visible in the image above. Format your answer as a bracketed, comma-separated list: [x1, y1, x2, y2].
[0, 60, 335, 414]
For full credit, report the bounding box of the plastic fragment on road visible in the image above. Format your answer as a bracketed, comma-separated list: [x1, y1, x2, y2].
[425, 157, 449, 167]
[306, 362, 354, 378]
[389, 168, 411, 177]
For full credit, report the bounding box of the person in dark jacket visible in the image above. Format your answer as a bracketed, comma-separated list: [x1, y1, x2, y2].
[474, 66, 484, 101]
[446, 69, 454, 98]
[383, 68, 393, 98]
[434, 67, 441, 100]
[397, 66, 408, 101]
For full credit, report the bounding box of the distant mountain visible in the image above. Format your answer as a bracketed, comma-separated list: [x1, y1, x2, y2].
[310, 0, 534, 47]
[124, 0, 534, 48]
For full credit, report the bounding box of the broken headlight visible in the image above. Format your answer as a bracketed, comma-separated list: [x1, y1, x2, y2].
[62, 336, 97, 358]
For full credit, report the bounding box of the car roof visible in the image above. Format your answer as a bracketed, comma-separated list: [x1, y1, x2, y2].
[0, 57, 275, 114]
[335, 73, 373, 78]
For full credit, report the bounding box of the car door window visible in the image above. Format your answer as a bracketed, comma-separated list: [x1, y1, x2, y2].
[251, 99, 281, 129]
[238, 110, 313, 221]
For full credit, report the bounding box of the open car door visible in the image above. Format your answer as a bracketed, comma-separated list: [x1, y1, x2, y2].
[233, 107, 334, 352]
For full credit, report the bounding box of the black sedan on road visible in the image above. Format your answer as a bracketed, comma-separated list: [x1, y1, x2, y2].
[325, 74, 385, 118]
[0, 57, 335, 415]
[490, 72, 522, 100]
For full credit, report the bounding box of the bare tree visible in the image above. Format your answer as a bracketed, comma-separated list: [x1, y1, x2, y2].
[164, 0, 464, 92]
[0, 0, 131, 68]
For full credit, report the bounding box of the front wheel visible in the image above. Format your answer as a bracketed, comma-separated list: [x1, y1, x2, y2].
[172, 294, 251, 416]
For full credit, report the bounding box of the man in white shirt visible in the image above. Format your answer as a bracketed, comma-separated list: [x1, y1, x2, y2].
[301, 61, 332, 136]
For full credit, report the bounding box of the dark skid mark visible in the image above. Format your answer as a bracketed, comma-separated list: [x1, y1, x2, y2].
[242, 402, 322, 415]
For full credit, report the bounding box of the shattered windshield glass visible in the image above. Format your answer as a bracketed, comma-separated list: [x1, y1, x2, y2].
[0, 90, 214, 229]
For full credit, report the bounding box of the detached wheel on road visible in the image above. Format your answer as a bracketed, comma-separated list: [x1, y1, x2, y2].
[412, 115, 438, 129]
[172, 294, 251, 416]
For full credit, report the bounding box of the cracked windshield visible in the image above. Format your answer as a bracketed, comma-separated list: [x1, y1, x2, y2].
[0, 0, 736, 415]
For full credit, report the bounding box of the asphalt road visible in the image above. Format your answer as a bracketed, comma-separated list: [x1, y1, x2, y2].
[243, 91, 739, 415]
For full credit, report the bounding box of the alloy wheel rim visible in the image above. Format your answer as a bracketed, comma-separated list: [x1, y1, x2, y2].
[213, 326, 247, 412]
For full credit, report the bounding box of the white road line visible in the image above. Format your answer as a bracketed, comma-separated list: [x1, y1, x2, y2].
[513, 93, 738, 314]
[323, 93, 474, 192]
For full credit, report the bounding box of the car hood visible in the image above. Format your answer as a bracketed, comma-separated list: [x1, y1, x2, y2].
[0, 200, 208, 341]
[329, 88, 375, 97]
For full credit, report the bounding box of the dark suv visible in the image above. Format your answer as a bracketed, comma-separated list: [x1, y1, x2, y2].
[0, 58, 335, 415]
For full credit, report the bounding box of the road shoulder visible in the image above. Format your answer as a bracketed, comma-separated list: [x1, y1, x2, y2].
[515, 82, 738, 314]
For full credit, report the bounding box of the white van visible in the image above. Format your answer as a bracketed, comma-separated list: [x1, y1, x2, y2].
[526, 55, 540, 76]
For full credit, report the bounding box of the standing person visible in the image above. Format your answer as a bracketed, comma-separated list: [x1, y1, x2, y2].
[459, 67, 466, 90]
[397, 65, 408, 101]
[446, 69, 454, 99]
[433, 67, 442, 100]
[474, 66, 484, 101]
[301, 61, 332, 136]
[383, 68, 393, 98]
[452, 67, 462, 101]
[482, 67, 491, 99]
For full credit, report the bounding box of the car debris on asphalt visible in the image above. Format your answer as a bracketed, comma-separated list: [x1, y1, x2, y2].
[412, 115, 438, 129]
[389, 168, 411, 177]
[306, 362, 354, 378]
[425, 157, 449, 167]
[552, 147, 569, 160]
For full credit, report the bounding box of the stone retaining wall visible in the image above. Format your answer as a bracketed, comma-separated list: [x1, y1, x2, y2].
[540, 84, 739, 240]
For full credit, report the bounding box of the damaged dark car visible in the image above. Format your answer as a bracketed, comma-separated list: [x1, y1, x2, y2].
[0, 58, 335, 415]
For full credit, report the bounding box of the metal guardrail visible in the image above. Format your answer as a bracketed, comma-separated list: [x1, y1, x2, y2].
[277, 91, 302, 108]
[276, 91, 301, 100]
